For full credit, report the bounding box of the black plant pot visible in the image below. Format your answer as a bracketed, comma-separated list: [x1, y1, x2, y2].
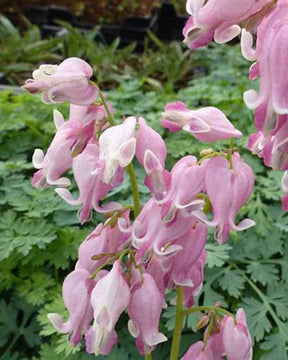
[25, 6, 50, 26]
[48, 6, 75, 26]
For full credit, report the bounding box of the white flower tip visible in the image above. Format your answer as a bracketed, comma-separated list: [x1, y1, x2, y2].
[53, 109, 65, 129]
[47, 313, 65, 332]
[147, 332, 168, 346]
[32, 149, 45, 169]
[128, 319, 140, 338]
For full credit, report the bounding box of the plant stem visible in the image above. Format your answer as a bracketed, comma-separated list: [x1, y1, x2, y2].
[170, 286, 184, 360]
[145, 353, 153, 360]
[228, 138, 234, 168]
[197, 151, 227, 165]
[99, 90, 115, 126]
[126, 162, 141, 218]
[182, 306, 235, 321]
[203, 312, 215, 349]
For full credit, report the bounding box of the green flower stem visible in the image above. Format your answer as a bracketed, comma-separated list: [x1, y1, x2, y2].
[99, 90, 115, 126]
[228, 138, 234, 169]
[145, 353, 153, 360]
[170, 286, 184, 360]
[126, 162, 141, 218]
[203, 312, 215, 349]
[197, 151, 227, 165]
[182, 306, 235, 321]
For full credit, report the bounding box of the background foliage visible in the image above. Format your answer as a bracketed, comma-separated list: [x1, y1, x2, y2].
[0, 22, 287, 360]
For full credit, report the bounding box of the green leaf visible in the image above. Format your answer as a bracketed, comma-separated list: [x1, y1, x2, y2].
[241, 298, 271, 341]
[218, 269, 245, 298]
[17, 273, 56, 306]
[261, 333, 288, 360]
[0, 210, 56, 260]
[246, 263, 279, 286]
[205, 243, 232, 268]
[267, 285, 288, 321]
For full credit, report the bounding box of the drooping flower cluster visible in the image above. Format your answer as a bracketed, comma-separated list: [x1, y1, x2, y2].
[24, 57, 254, 358]
[183, 0, 275, 49]
[182, 0, 288, 211]
[241, 0, 288, 210]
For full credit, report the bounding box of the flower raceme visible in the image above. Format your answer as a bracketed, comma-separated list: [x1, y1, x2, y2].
[31, 102, 112, 189]
[193, 153, 255, 244]
[24, 56, 256, 358]
[183, 0, 273, 50]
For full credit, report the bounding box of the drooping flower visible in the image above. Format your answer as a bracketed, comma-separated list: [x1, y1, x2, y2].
[248, 119, 288, 171]
[128, 273, 167, 355]
[162, 102, 242, 143]
[95, 116, 137, 184]
[69, 102, 114, 147]
[169, 222, 207, 287]
[193, 154, 255, 244]
[86, 261, 130, 356]
[181, 340, 212, 360]
[222, 308, 253, 360]
[242, 0, 288, 134]
[132, 198, 197, 262]
[182, 249, 207, 308]
[47, 269, 96, 346]
[183, 0, 273, 49]
[23, 57, 98, 105]
[32, 110, 79, 188]
[77, 212, 131, 274]
[56, 143, 122, 224]
[136, 117, 170, 200]
[156, 156, 206, 223]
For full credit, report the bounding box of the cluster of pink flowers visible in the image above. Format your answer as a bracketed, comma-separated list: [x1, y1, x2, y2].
[183, 0, 288, 211]
[183, 309, 252, 360]
[24, 57, 254, 359]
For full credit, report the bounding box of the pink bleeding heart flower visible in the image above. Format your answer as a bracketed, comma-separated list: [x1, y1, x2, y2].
[146, 255, 167, 306]
[157, 156, 206, 223]
[132, 199, 197, 262]
[170, 222, 207, 287]
[23, 58, 98, 105]
[85, 260, 130, 356]
[281, 171, 288, 211]
[183, 0, 272, 49]
[248, 118, 288, 171]
[181, 340, 212, 360]
[182, 249, 206, 308]
[136, 117, 170, 200]
[69, 102, 114, 145]
[47, 269, 96, 346]
[242, 0, 288, 134]
[95, 117, 137, 184]
[128, 273, 167, 355]
[77, 213, 131, 274]
[193, 154, 255, 244]
[162, 102, 242, 143]
[222, 308, 253, 360]
[56, 143, 122, 224]
[205, 332, 225, 360]
[32, 109, 93, 188]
